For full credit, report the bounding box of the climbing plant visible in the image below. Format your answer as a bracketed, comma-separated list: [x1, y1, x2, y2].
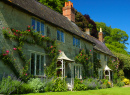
[75, 49, 93, 78]
[0, 26, 58, 81]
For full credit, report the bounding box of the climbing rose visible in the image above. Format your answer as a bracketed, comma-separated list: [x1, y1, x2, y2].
[6, 50, 9, 54]
[90, 50, 91, 51]
[13, 48, 17, 50]
[3, 54, 7, 56]
[50, 46, 53, 48]
[25, 73, 27, 76]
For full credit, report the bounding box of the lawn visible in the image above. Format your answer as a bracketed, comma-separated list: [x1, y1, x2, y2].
[24, 87, 130, 95]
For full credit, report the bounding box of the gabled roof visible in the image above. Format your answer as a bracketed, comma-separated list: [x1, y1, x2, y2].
[2, 0, 115, 57]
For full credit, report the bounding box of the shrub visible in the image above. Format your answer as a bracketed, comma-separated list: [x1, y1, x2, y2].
[13, 83, 33, 94]
[27, 78, 45, 93]
[44, 80, 53, 92]
[52, 78, 67, 92]
[0, 75, 22, 94]
[119, 70, 125, 80]
[101, 79, 111, 88]
[83, 78, 102, 90]
[123, 78, 130, 85]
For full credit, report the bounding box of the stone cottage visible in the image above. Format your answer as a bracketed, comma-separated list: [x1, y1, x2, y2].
[0, 0, 115, 89]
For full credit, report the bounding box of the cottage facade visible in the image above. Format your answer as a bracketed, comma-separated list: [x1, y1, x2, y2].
[0, 0, 115, 88]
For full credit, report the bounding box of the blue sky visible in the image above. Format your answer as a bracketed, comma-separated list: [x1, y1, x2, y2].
[70, 0, 130, 52]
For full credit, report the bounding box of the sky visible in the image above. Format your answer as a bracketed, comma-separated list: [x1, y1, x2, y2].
[70, 0, 130, 52]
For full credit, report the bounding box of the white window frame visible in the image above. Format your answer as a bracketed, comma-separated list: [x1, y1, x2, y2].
[74, 64, 82, 79]
[73, 36, 80, 48]
[32, 18, 45, 35]
[57, 30, 65, 43]
[30, 51, 46, 76]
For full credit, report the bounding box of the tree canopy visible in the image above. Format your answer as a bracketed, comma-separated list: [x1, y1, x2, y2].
[38, 0, 68, 13]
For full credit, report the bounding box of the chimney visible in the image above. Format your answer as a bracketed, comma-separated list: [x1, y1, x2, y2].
[85, 28, 90, 35]
[62, 1, 75, 22]
[98, 27, 104, 42]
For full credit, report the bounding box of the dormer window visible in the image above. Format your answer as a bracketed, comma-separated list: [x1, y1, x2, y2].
[32, 18, 44, 35]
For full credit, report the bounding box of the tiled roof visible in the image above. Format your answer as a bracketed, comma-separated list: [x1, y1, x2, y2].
[3, 0, 114, 57]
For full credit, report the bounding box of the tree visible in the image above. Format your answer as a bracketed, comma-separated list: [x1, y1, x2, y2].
[38, 0, 68, 13]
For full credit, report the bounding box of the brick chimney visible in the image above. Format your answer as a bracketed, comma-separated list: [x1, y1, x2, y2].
[98, 28, 104, 42]
[62, 1, 75, 22]
[85, 28, 90, 35]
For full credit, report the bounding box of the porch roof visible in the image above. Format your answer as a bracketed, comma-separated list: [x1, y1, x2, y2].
[104, 65, 112, 71]
[57, 51, 74, 62]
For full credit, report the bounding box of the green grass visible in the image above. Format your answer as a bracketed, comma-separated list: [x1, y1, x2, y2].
[24, 87, 130, 95]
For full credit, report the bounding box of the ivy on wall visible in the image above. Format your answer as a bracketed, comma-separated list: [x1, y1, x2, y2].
[0, 26, 58, 81]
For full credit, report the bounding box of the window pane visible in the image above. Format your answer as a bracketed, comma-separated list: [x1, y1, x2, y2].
[41, 22, 44, 35]
[41, 55, 44, 75]
[37, 21, 40, 32]
[57, 30, 60, 41]
[61, 32, 64, 42]
[78, 39, 80, 48]
[32, 18, 35, 30]
[76, 38, 78, 47]
[31, 53, 35, 75]
[73, 37, 75, 46]
[47, 26, 50, 37]
[36, 55, 40, 75]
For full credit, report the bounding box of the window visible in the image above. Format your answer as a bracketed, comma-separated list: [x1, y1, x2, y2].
[30, 53, 45, 76]
[97, 53, 100, 59]
[73, 37, 80, 48]
[57, 30, 64, 42]
[99, 69, 103, 79]
[32, 18, 44, 35]
[104, 55, 107, 61]
[74, 65, 82, 79]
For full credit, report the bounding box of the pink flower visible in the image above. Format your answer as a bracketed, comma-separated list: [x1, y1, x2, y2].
[90, 50, 91, 52]
[42, 36, 45, 38]
[86, 58, 88, 60]
[3, 27, 4, 29]
[25, 73, 27, 76]
[28, 30, 30, 32]
[9, 32, 11, 33]
[3, 54, 7, 56]
[81, 54, 82, 56]
[6, 50, 9, 54]
[28, 25, 30, 28]
[16, 30, 18, 32]
[50, 46, 53, 48]
[58, 50, 61, 52]
[7, 28, 8, 29]
[13, 48, 17, 50]
[19, 34, 22, 36]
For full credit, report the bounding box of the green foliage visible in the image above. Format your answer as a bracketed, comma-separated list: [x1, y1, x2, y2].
[52, 78, 67, 92]
[0, 75, 22, 94]
[116, 78, 125, 87]
[44, 80, 53, 92]
[1, 26, 58, 81]
[93, 52, 101, 78]
[14, 83, 33, 94]
[75, 49, 92, 77]
[73, 78, 87, 91]
[118, 70, 125, 80]
[38, 0, 68, 13]
[27, 78, 45, 93]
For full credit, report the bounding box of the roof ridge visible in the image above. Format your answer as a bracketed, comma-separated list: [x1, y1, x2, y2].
[34, 0, 67, 19]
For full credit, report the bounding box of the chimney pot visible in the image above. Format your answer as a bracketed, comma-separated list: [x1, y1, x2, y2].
[63, 1, 75, 22]
[98, 27, 104, 42]
[85, 28, 90, 35]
